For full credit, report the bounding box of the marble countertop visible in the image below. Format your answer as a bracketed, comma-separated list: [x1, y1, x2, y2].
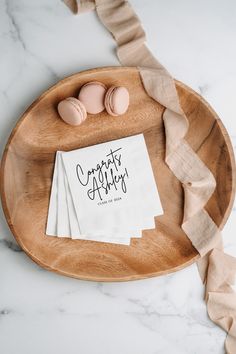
[0, 1, 235, 353]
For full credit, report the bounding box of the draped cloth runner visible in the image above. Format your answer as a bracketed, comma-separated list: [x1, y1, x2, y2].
[64, 1, 236, 352]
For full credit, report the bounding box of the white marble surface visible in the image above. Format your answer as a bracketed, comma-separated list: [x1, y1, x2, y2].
[0, 1, 236, 353]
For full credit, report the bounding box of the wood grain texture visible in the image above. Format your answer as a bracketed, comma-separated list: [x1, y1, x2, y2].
[1, 67, 235, 281]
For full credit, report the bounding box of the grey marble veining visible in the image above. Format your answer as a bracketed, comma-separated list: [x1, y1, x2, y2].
[0, 1, 236, 353]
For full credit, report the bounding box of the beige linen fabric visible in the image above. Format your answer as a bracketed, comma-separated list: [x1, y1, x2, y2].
[64, 0, 95, 13]
[64, 0, 236, 352]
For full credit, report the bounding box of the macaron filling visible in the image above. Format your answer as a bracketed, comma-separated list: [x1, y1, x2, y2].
[107, 86, 118, 116]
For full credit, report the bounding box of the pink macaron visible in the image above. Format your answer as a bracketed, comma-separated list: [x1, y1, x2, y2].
[57, 97, 87, 126]
[78, 81, 107, 114]
[104, 86, 129, 116]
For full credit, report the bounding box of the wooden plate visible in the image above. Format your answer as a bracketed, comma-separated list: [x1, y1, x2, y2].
[1, 67, 235, 281]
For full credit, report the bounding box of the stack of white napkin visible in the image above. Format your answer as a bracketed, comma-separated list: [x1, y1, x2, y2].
[46, 134, 163, 245]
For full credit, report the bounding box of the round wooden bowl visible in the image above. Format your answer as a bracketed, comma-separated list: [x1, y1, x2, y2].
[1, 67, 235, 281]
